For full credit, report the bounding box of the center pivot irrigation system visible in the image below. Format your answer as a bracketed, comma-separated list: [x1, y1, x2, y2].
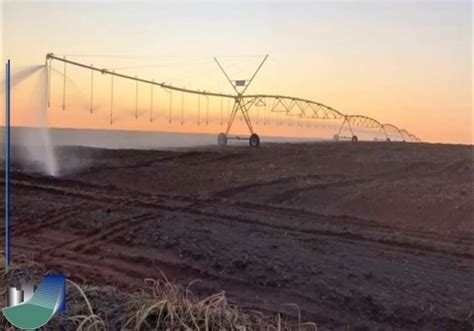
[46, 53, 421, 146]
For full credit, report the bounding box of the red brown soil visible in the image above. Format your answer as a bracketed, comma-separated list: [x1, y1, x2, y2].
[2, 141, 473, 329]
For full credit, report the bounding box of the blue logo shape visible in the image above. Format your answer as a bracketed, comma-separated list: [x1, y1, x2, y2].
[3, 274, 66, 329]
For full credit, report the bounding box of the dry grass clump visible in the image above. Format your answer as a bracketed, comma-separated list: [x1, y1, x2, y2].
[67, 279, 107, 331]
[0, 258, 316, 330]
[124, 273, 317, 331]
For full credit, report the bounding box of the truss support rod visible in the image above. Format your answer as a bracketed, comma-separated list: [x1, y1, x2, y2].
[169, 90, 173, 124]
[241, 54, 268, 95]
[337, 119, 344, 136]
[347, 118, 355, 136]
[220, 96, 223, 126]
[336, 117, 357, 136]
[241, 100, 255, 134]
[135, 77, 138, 119]
[90, 65, 94, 114]
[337, 117, 348, 136]
[214, 57, 240, 95]
[197, 94, 201, 126]
[225, 101, 239, 135]
[47, 54, 235, 99]
[110, 72, 114, 125]
[47, 59, 51, 108]
[225, 98, 256, 135]
[375, 126, 382, 140]
[181, 91, 184, 125]
[206, 95, 209, 125]
[62, 56, 66, 110]
[215, 55, 268, 135]
[245, 94, 345, 119]
[150, 82, 154, 122]
[399, 130, 405, 141]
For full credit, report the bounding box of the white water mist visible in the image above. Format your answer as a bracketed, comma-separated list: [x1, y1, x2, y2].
[10, 65, 58, 176]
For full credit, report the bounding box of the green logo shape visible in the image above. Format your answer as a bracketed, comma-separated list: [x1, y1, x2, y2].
[3, 275, 66, 329]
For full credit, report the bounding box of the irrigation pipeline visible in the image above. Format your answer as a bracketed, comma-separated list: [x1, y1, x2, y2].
[46, 53, 421, 144]
[46, 54, 235, 99]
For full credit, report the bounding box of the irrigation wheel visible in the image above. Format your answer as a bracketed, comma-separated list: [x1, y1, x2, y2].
[249, 133, 260, 147]
[217, 133, 227, 146]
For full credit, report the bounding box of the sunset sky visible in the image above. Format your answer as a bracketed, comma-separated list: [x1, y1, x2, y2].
[1, 1, 472, 144]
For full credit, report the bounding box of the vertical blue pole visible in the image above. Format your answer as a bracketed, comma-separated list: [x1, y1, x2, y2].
[5, 59, 11, 273]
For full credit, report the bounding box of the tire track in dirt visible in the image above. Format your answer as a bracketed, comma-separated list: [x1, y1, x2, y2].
[6, 143, 473, 329]
[10, 173, 470, 241]
[12, 204, 91, 236]
[15, 237, 466, 330]
[185, 199, 473, 258]
[212, 161, 448, 205]
[47, 212, 159, 253]
[10, 175, 472, 251]
[78, 151, 208, 176]
[226, 201, 474, 255]
[9, 177, 474, 260]
[232, 201, 474, 243]
[186, 205, 474, 260]
[213, 174, 330, 198]
[11, 240, 388, 328]
[184, 151, 244, 166]
[269, 161, 462, 205]
[8, 174, 473, 329]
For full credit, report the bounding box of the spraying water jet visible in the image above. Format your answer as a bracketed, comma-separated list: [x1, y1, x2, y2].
[5, 62, 59, 177]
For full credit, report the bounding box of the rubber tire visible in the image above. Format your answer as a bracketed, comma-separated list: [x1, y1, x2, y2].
[351, 135, 358, 142]
[217, 133, 227, 146]
[249, 133, 260, 147]
[333, 134, 339, 141]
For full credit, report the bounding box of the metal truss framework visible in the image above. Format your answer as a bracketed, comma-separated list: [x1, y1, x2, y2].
[46, 53, 420, 146]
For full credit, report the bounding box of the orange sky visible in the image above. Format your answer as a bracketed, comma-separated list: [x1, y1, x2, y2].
[1, 1, 472, 144]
